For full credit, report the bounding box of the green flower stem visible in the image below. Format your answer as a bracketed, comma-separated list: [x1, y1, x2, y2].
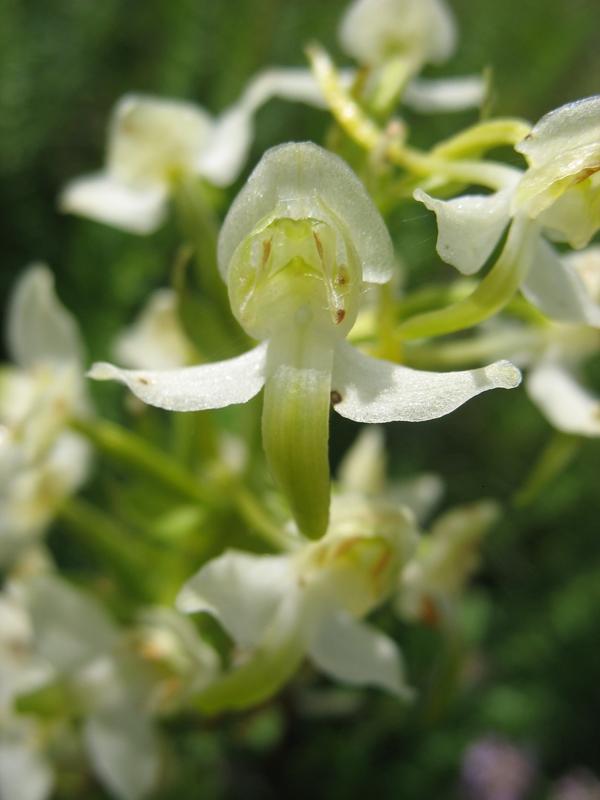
[72, 417, 292, 553]
[57, 497, 162, 600]
[262, 324, 335, 539]
[432, 118, 532, 160]
[397, 217, 538, 340]
[233, 486, 298, 552]
[513, 433, 581, 508]
[72, 416, 217, 507]
[195, 610, 304, 714]
[403, 328, 543, 370]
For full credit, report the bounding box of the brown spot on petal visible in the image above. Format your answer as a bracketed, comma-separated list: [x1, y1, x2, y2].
[262, 238, 272, 265]
[330, 390, 342, 405]
[137, 376, 150, 386]
[574, 165, 600, 184]
[335, 309, 346, 324]
[313, 232, 324, 262]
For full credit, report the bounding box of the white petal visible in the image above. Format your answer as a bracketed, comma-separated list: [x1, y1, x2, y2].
[7, 265, 84, 369]
[27, 575, 118, 673]
[339, 0, 456, 67]
[88, 341, 267, 412]
[0, 734, 53, 800]
[199, 68, 346, 187]
[60, 173, 167, 234]
[527, 361, 600, 437]
[332, 340, 521, 423]
[403, 75, 486, 113]
[337, 427, 387, 495]
[218, 142, 394, 284]
[176, 550, 292, 648]
[514, 96, 600, 217]
[522, 240, 600, 327]
[515, 96, 600, 169]
[308, 611, 413, 698]
[414, 187, 513, 275]
[114, 288, 192, 370]
[108, 94, 214, 187]
[84, 711, 161, 800]
[389, 473, 445, 524]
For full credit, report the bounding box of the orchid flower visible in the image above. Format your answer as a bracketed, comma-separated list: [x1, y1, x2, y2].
[335, 427, 497, 624]
[412, 96, 600, 335]
[90, 142, 520, 538]
[337, 0, 486, 114]
[0, 266, 90, 563]
[176, 487, 419, 713]
[59, 92, 256, 234]
[398, 499, 499, 624]
[21, 574, 163, 800]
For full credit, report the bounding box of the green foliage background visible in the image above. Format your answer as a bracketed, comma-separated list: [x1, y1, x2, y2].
[1, 1, 599, 798]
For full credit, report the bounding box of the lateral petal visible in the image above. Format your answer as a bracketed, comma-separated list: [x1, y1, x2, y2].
[403, 75, 486, 113]
[88, 342, 267, 412]
[59, 173, 167, 234]
[527, 361, 600, 437]
[332, 340, 521, 423]
[176, 550, 291, 648]
[414, 186, 513, 275]
[308, 611, 413, 698]
[7, 265, 84, 369]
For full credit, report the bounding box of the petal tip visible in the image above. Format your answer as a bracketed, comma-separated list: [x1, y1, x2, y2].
[488, 360, 522, 389]
[87, 362, 120, 381]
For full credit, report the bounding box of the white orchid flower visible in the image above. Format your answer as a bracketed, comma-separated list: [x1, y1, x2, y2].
[0, 580, 56, 800]
[59, 93, 252, 234]
[337, 0, 486, 114]
[414, 96, 600, 329]
[176, 488, 419, 712]
[23, 574, 166, 800]
[337, 426, 444, 524]
[90, 142, 520, 538]
[333, 428, 497, 624]
[398, 500, 499, 624]
[0, 266, 90, 563]
[339, 0, 456, 69]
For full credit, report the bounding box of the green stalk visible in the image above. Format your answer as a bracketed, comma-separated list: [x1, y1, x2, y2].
[57, 497, 160, 600]
[513, 433, 580, 508]
[397, 217, 538, 341]
[72, 417, 215, 506]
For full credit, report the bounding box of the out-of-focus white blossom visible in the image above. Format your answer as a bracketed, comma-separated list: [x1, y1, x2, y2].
[398, 500, 499, 623]
[0, 266, 91, 564]
[339, 0, 456, 68]
[176, 489, 418, 712]
[114, 289, 195, 370]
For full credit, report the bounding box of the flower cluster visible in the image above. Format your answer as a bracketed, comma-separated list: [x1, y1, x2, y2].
[2, 0, 599, 796]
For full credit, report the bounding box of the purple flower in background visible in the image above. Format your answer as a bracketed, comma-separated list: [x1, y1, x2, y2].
[461, 735, 537, 800]
[550, 770, 600, 800]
